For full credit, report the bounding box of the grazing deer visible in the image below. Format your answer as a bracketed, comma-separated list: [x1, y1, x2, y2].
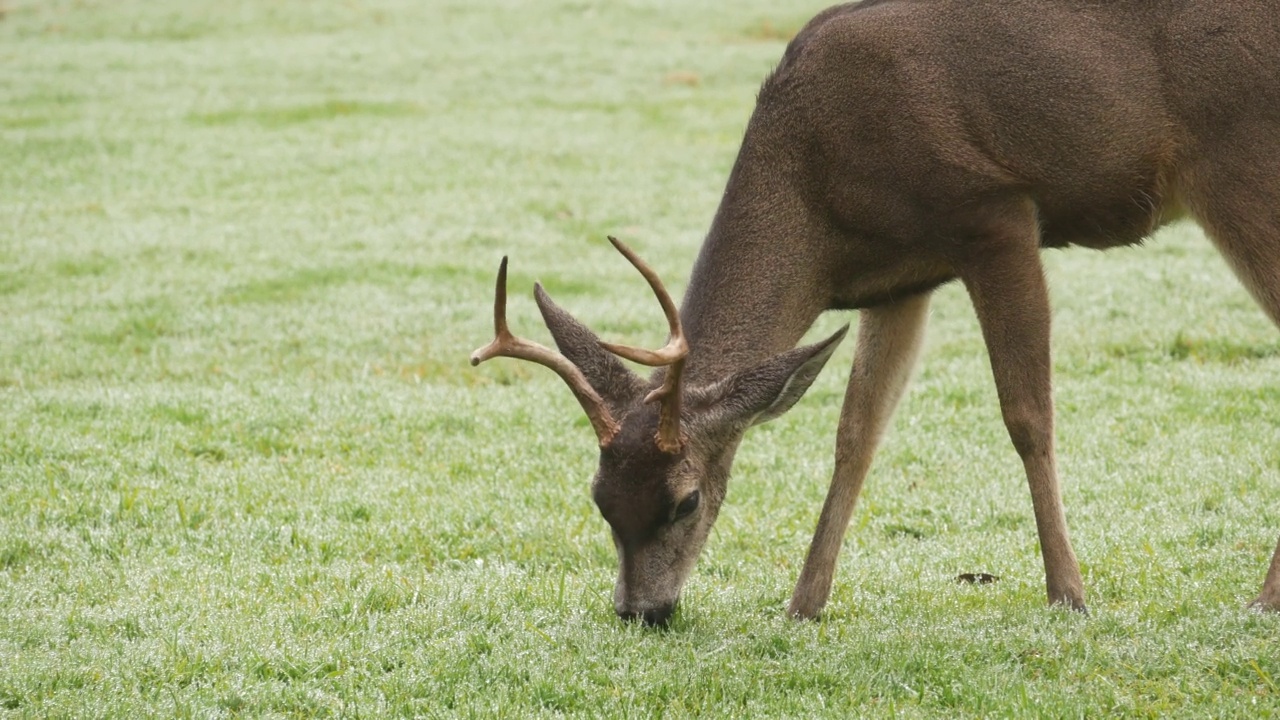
[472, 0, 1280, 624]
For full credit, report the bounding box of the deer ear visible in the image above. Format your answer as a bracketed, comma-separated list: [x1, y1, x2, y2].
[535, 284, 646, 412]
[697, 325, 849, 431]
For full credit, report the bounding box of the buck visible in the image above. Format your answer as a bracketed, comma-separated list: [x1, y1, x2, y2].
[471, 0, 1280, 624]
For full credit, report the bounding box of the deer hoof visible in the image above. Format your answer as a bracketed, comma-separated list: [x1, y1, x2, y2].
[786, 598, 824, 622]
[1049, 595, 1089, 615]
[1247, 593, 1280, 613]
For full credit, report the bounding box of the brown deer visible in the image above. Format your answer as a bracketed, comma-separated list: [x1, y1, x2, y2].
[471, 0, 1280, 624]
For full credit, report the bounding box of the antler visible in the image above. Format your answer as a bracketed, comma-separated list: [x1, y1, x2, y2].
[599, 236, 689, 453]
[470, 257, 621, 447]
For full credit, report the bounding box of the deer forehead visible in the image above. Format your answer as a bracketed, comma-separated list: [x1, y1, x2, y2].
[592, 444, 699, 535]
[593, 443, 688, 497]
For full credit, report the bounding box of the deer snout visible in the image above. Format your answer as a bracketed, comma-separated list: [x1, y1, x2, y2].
[615, 601, 676, 627]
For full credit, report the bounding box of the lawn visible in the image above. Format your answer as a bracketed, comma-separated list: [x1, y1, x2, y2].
[2, 0, 1279, 716]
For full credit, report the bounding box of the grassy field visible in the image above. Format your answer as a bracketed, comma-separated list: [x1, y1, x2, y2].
[3, 0, 1279, 716]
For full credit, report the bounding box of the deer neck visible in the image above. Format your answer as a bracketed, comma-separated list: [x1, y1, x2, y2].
[677, 144, 829, 385]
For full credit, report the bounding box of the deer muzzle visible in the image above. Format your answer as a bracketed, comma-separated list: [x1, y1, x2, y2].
[615, 601, 677, 627]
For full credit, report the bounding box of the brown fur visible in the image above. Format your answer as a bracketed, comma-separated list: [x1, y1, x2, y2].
[478, 0, 1280, 622]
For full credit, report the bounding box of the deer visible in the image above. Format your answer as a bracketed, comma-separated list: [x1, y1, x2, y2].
[471, 0, 1280, 625]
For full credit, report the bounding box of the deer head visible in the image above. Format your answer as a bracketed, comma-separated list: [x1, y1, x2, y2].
[472, 238, 847, 625]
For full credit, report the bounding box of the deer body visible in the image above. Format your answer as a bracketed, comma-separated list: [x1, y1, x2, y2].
[474, 0, 1280, 624]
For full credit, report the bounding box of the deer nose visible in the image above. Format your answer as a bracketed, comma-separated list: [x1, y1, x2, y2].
[616, 603, 675, 626]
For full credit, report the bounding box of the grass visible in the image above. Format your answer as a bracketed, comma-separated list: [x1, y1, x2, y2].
[2, 0, 1279, 716]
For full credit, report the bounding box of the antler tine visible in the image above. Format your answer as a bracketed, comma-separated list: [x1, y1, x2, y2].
[599, 236, 690, 366]
[471, 257, 620, 447]
[599, 236, 689, 453]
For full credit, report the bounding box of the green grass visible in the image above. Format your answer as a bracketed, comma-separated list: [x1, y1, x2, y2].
[2, 0, 1279, 716]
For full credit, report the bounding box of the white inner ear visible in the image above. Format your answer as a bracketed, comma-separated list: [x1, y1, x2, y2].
[750, 371, 802, 427]
[753, 338, 844, 426]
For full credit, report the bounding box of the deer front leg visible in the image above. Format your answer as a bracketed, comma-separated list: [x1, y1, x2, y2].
[1249, 536, 1280, 611]
[788, 293, 931, 619]
[958, 222, 1086, 611]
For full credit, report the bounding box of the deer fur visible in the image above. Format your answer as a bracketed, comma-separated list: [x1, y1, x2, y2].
[475, 0, 1280, 624]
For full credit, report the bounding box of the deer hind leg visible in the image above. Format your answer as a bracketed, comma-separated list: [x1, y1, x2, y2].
[955, 199, 1086, 611]
[1184, 152, 1280, 611]
[788, 293, 931, 619]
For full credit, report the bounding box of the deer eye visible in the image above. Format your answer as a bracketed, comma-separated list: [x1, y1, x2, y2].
[673, 490, 700, 521]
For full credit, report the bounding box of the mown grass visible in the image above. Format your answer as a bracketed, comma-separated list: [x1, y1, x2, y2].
[2, 0, 1279, 716]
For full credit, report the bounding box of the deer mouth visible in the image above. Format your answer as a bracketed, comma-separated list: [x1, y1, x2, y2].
[616, 601, 676, 627]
